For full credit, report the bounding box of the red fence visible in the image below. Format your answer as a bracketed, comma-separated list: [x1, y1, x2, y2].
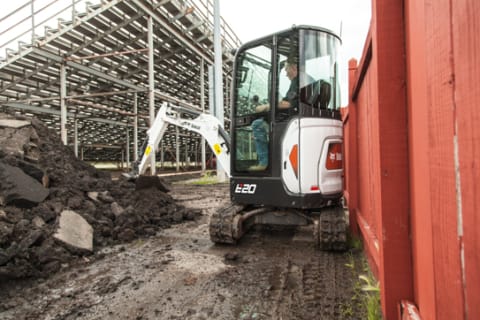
[344, 0, 480, 319]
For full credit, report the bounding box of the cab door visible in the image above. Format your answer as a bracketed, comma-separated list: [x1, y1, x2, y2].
[232, 40, 273, 175]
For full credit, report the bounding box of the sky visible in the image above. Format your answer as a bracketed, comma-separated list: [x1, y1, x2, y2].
[220, 0, 371, 61]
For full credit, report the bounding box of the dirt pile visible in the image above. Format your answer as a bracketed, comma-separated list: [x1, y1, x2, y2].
[0, 113, 198, 280]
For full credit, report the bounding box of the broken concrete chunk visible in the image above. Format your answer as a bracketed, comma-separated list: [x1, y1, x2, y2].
[98, 191, 114, 203]
[87, 191, 99, 202]
[0, 127, 34, 159]
[53, 210, 93, 253]
[111, 202, 125, 217]
[0, 119, 31, 129]
[16, 160, 47, 185]
[32, 216, 46, 228]
[0, 163, 49, 207]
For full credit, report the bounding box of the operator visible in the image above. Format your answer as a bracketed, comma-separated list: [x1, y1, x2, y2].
[249, 56, 298, 171]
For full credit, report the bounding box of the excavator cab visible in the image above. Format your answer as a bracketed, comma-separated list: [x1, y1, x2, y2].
[210, 26, 347, 250]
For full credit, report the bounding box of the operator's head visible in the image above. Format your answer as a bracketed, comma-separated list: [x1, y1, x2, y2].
[284, 55, 298, 80]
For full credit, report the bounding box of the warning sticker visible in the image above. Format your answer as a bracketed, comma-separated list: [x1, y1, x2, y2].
[145, 145, 152, 156]
[213, 143, 222, 155]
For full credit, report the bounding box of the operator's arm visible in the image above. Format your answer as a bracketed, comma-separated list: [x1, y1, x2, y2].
[254, 99, 291, 113]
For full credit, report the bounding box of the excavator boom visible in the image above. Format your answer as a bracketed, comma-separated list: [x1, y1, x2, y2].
[126, 102, 230, 178]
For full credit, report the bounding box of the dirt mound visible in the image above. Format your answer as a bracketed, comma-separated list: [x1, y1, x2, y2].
[0, 113, 198, 279]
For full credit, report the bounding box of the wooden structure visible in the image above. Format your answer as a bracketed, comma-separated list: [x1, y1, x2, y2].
[344, 0, 480, 319]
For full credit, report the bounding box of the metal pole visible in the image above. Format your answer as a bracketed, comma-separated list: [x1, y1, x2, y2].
[133, 92, 138, 161]
[148, 16, 156, 175]
[175, 127, 180, 172]
[213, 0, 226, 181]
[60, 63, 67, 145]
[126, 126, 130, 169]
[31, 0, 35, 44]
[160, 141, 164, 168]
[213, 0, 224, 121]
[200, 58, 206, 173]
[74, 118, 78, 157]
[184, 143, 188, 169]
[72, 0, 75, 22]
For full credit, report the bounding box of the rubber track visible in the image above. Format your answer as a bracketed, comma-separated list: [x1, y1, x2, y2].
[209, 203, 244, 244]
[319, 206, 347, 251]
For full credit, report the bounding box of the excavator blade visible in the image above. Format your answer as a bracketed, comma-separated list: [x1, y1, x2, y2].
[121, 171, 138, 181]
[134, 175, 171, 192]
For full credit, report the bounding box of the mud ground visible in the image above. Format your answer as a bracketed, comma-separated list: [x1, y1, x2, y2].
[0, 178, 368, 320]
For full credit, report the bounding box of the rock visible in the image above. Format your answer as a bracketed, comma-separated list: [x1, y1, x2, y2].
[224, 252, 240, 261]
[31, 203, 56, 223]
[15, 160, 47, 185]
[184, 209, 202, 220]
[98, 191, 114, 203]
[32, 216, 46, 228]
[0, 243, 19, 266]
[19, 229, 44, 250]
[172, 210, 184, 223]
[87, 192, 99, 202]
[0, 210, 7, 221]
[117, 228, 136, 242]
[0, 163, 49, 207]
[0, 248, 10, 266]
[23, 142, 40, 163]
[0, 126, 33, 159]
[67, 195, 83, 209]
[53, 210, 93, 253]
[0, 119, 31, 129]
[0, 221, 14, 245]
[111, 202, 125, 217]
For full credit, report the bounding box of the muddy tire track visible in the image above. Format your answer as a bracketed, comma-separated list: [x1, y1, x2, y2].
[0, 181, 366, 320]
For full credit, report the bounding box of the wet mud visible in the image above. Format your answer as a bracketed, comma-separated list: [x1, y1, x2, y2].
[0, 183, 367, 320]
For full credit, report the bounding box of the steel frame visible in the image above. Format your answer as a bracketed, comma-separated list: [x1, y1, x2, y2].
[0, 0, 240, 164]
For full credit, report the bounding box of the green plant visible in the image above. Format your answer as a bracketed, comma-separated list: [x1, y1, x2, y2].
[359, 273, 382, 320]
[186, 171, 220, 185]
[347, 233, 363, 251]
[345, 252, 356, 270]
[340, 302, 354, 318]
[344, 253, 382, 320]
[239, 305, 260, 319]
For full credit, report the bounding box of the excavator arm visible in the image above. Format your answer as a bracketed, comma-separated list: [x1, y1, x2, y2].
[131, 102, 230, 177]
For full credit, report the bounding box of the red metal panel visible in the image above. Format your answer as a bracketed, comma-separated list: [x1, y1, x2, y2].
[452, 1, 480, 318]
[424, 0, 465, 318]
[404, 0, 437, 318]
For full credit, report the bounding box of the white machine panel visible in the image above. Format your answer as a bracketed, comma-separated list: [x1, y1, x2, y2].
[282, 117, 343, 196]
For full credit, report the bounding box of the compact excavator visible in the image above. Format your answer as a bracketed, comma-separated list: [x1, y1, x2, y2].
[129, 26, 347, 250]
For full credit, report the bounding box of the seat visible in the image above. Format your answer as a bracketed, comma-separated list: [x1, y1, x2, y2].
[300, 79, 331, 109]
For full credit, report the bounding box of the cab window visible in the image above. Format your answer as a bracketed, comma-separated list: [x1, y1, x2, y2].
[233, 43, 273, 172]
